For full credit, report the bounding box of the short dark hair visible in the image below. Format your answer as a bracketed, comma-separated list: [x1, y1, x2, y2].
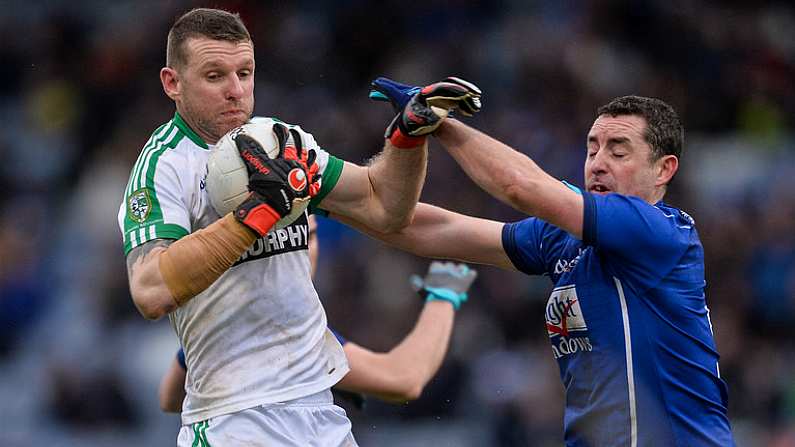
[596, 96, 683, 161]
[166, 8, 251, 69]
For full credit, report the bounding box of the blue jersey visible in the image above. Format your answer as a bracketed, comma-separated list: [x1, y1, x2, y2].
[503, 192, 734, 447]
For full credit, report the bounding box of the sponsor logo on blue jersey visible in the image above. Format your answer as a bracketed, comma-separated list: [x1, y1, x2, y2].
[554, 248, 586, 274]
[546, 285, 593, 359]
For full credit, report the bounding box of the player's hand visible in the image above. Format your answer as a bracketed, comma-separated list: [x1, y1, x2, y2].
[410, 261, 478, 310]
[379, 77, 482, 148]
[368, 77, 421, 112]
[372, 76, 482, 117]
[272, 123, 322, 197]
[233, 132, 311, 236]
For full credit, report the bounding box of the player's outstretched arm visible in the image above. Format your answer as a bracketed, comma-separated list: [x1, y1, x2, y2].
[367, 76, 582, 238]
[335, 262, 477, 402]
[319, 77, 482, 233]
[436, 119, 584, 238]
[336, 202, 514, 270]
[159, 353, 187, 413]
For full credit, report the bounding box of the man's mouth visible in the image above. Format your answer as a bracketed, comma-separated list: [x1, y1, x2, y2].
[589, 184, 611, 193]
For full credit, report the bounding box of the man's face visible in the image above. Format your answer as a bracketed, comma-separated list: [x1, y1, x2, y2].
[173, 37, 255, 144]
[584, 114, 661, 203]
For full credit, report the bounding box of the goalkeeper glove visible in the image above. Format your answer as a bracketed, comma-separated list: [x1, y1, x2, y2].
[233, 129, 313, 236]
[377, 77, 482, 148]
[410, 261, 478, 310]
[371, 76, 482, 116]
[273, 123, 322, 197]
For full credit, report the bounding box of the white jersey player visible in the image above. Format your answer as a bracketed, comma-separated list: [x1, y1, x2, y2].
[117, 7, 481, 447]
[120, 115, 348, 425]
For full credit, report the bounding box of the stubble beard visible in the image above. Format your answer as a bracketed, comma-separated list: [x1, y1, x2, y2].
[180, 99, 251, 145]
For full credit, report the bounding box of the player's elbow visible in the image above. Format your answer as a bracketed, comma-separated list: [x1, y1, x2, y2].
[503, 175, 545, 214]
[382, 213, 415, 234]
[159, 395, 181, 413]
[390, 372, 427, 401]
[371, 207, 416, 234]
[397, 382, 425, 401]
[503, 177, 530, 207]
[131, 288, 176, 320]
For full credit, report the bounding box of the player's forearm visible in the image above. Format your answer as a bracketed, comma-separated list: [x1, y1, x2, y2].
[128, 215, 257, 320]
[436, 119, 554, 213]
[158, 358, 187, 413]
[127, 240, 179, 320]
[336, 301, 455, 402]
[364, 141, 428, 232]
[338, 203, 512, 268]
[382, 300, 456, 399]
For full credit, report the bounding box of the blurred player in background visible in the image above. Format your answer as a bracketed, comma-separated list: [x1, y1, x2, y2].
[117, 8, 481, 447]
[159, 215, 477, 412]
[356, 78, 736, 446]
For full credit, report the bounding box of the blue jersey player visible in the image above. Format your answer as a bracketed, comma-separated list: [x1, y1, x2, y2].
[363, 79, 735, 446]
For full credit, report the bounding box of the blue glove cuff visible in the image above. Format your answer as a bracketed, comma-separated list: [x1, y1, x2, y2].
[425, 287, 467, 310]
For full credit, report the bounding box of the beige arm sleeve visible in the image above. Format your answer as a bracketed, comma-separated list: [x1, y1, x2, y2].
[159, 214, 257, 306]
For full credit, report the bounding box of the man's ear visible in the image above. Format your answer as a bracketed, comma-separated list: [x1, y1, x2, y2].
[160, 67, 180, 101]
[655, 155, 679, 187]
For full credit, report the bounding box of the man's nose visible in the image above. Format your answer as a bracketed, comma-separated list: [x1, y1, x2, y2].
[226, 74, 244, 99]
[588, 150, 608, 174]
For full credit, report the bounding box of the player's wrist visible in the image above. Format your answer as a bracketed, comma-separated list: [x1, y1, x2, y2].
[423, 287, 466, 310]
[388, 127, 427, 149]
[234, 196, 280, 237]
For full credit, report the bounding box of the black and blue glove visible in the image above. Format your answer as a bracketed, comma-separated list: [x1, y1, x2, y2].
[410, 261, 478, 310]
[368, 78, 422, 112]
[372, 77, 483, 148]
[370, 76, 482, 117]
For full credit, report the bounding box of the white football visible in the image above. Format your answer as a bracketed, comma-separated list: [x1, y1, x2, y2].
[206, 119, 310, 229]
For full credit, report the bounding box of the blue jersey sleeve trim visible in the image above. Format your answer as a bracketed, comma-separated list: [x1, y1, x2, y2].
[582, 192, 597, 245]
[502, 223, 534, 275]
[562, 180, 583, 194]
[177, 348, 186, 371]
[329, 327, 347, 345]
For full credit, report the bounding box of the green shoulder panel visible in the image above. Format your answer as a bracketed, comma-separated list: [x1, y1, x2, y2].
[309, 155, 344, 215]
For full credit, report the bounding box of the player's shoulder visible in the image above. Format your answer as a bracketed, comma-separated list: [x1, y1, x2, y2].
[138, 114, 203, 156]
[654, 202, 696, 229]
[598, 194, 694, 226]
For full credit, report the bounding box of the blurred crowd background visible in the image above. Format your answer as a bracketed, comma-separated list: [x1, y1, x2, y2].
[1, 1, 794, 446]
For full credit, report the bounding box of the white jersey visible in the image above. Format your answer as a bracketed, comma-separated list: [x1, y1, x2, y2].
[118, 113, 349, 425]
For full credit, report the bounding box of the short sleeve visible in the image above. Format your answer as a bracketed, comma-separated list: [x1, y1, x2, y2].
[582, 193, 691, 288]
[502, 218, 549, 275]
[309, 153, 344, 216]
[118, 149, 190, 255]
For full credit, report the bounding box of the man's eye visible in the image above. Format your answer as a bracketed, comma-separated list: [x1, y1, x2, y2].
[206, 73, 220, 81]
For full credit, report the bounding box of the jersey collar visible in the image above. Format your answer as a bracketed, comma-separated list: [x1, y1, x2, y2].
[173, 112, 209, 149]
